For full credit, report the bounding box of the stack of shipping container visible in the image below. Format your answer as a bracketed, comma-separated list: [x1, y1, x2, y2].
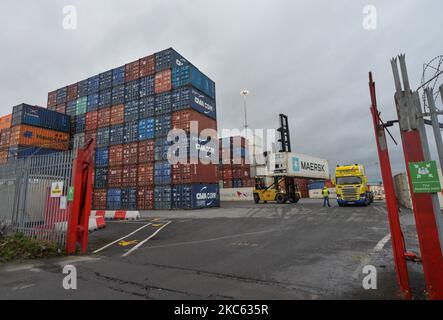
[0, 114, 12, 164]
[218, 136, 253, 188]
[47, 48, 220, 210]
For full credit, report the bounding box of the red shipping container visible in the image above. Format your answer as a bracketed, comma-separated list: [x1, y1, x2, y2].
[154, 69, 172, 94]
[125, 60, 140, 82]
[0, 150, 8, 164]
[97, 107, 111, 128]
[123, 142, 138, 165]
[93, 189, 107, 210]
[67, 83, 78, 102]
[222, 168, 233, 180]
[242, 179, 252, 188]
[173, 163, 218, 184]
[138, 139, 154, 163]
[108, 166, 123, 187]
[85, 110, 98, 131]
[109, 145, 124, 166]
[110, 104, 124, 125]
[137, 187, 154, 210]
[84, 130, 96, 144]
[172, 109, 217, 133]
[122, 165, 138, 187]
[47, 91, 57, 107]
[139, 55, 155, 77]
[55, 104, 66, 114]
[137, 163, 154, 186]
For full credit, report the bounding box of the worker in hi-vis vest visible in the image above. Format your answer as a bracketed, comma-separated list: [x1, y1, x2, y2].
[322, 186, 331, 207]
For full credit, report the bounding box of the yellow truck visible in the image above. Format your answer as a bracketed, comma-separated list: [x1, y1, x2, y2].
[334, 164, 373, 206]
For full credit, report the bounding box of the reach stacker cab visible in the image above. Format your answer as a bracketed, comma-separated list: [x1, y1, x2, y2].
[253, 176, 301, 204]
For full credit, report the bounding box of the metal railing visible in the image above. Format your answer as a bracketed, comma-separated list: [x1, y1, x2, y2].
[0, 150, 75, 247]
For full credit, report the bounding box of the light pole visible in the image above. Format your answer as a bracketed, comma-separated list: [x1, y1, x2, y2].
[240, 89, 250, 130]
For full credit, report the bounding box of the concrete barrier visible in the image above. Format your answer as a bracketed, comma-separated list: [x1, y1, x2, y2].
[91, 210, 141, 220]
[220, 188, 254, 201]
[54, 215, 106, 233]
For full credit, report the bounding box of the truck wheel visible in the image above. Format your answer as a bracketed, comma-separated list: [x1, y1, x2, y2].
[276, 193, 287, 204]
[253, 194, 260, 204]
[290, 194, 300, 204]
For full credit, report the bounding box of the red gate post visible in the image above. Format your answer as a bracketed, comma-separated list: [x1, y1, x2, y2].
[391, 55, 443, 299]
[66, 139, 95, 254]
[369, 72, 412, 299]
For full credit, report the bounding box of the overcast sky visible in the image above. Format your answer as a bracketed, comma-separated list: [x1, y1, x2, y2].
[1, 0, 442, 181]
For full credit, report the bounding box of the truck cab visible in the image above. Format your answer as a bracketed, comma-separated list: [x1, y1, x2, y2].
[335, 164, 373, 206]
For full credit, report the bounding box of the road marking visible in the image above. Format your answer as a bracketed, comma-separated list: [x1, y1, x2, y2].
[93, 222, 153, 254]
[373, 234, 391, 252]
[122, 221, 172, 257]
[352, 233, 391, 279]
[118, 240, 139, 247]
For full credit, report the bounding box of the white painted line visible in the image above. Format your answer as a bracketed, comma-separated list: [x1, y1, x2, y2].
[373, 234, 391, 252]
[122, 221, 172, 257]
[93, 222, 153, 254]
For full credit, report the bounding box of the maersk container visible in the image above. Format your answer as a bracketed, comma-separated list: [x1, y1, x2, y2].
[155, 48, 188, 72]
[125, 80, 140, 102]
[124, 101, 139, 122]
[139, 96, 155, 119]
[121, 187, 137, 210]
[138, 118, 155, 140]
[172, 64, 215, 100]
[77, 79, 89, 98]
[11, 104, 70, 133]
[94, 167, 108, 189]
[56, 87, 67, 105]
[107, 188, 121, 210]
[76, 97, 87, 115]
[112, 84, 125, 106]
[110, 124, 124, 145]
[87, 75, 100, 94]
[154, 161, 171, 185]
[66, 101, 76, 117]
[95, 147, 109, 167]
[112, 66, 125, 86]
[99, 70, 113, 91]
[173, 184, 220, 209]
[75, 114, 86, 133]
[123, 121, 138, 144]
[139, 76, 155, 98]
[172, 87, 216, 120]
[154, 114, 172, 138]
[87, 93, 99, 112]
[155, 92, 172, 115]
[99, 89, 112, 109]
[8, 146, 58, 161]
[154, 185, 172, 210]
[96, 127, 110, 147]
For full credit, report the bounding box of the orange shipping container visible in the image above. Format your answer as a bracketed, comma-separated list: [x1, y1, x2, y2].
[110, 104, 124, 125]
[47, 91, 57, 107]
[155, 69, 172, 94]
[9, 124, 69, 150]
[0, 128, 10, 149]
[0, 150, 8, 164]
[139, 55, 155, 77]
[97, 108, 111, 128]
[0, 114, 12, 131]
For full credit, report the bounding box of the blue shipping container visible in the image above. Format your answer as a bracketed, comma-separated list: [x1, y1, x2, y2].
[124, 101, 139, 122]
[123, 121, 139, 143]
[110, 124, 124, 145]
[99, 89, 112, 109]
[139, 96, 155, 119]
[155, 92, 172, 115]
[77, 80, 88, 98]
[75, 114, 86, 133]
[87, 93, 99, 112]
[155, 48, 188, 72]
[154, 114, 172, 138]
[154, 185, 172, 210]
[172, 64, 215, 100]
[138, 118, 155, 140]
[112, 66, 125, 86]
[121, 188, 137, 210]
[8, 146, 58, 161]
[125, 80, 140, 102]
[107, 188, 121, 210]
[154, 138, 172, 161]
[139, 76, 155, 98]
[172, 87, 217, 120]
[154, 161, 171, 185]
[11, 104, 70, 133]
[172, 184, 220, 209]
[88, 75, 100, 94]
[94, 167, 108, 189]
[66, 101, 77, 117]
[308, 181, 325, 190]
[112, 84, 125, 106]
[96, 127, 110, 147]
[56, 87, 67, 105]
[99, 70, 113, 91]
[95, 147, 109, 167]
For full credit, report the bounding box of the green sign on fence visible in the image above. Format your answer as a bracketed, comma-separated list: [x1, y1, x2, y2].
[408, 161, 441, 193]
[67, 186, 74, 201]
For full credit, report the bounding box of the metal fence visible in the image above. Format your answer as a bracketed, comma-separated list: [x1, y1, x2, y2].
[0, 150, 75, 247]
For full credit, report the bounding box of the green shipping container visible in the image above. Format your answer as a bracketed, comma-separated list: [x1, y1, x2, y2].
[76, 97, 87, 116]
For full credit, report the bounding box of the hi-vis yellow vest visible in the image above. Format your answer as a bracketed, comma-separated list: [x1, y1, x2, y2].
[322, 189, 329, 197]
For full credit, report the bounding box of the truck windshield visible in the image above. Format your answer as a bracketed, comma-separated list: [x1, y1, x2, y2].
[336, 176, 362, 185]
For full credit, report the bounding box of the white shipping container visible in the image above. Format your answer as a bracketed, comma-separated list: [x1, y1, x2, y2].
[268, 152, 329, 179]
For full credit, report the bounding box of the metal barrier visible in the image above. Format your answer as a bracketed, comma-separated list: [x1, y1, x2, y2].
[0, 150, 75, 247]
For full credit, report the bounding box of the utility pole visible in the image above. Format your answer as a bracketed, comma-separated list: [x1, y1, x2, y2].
[425, 88, 443, 172]
[240, 89, 250, 130]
